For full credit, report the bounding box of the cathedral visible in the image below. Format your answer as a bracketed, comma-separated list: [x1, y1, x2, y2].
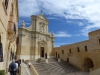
[0, 0, 100, 75]
[17, 14, 55, 60]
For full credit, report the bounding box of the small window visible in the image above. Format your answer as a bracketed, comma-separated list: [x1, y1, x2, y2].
[85, 46, 87, 51]
[62, 50, 64, 54]
[56, 52, 57, 57]
[67, 58, 69, 62]
[0, 43, 3, 62]
[14, 23, 16, 34]
[69, 49, 71, 53]
[5, 0, 9, 9]
[99, 39, 100, 45]
[77, 47, 80, 52]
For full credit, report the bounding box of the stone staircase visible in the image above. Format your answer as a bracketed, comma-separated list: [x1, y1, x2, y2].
[31, 58, 89, 75]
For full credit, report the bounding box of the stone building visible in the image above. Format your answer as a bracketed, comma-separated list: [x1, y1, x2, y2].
[0, 0, 18, 72]
[54, 29, 100, 74]
[17, 14, 55, 60]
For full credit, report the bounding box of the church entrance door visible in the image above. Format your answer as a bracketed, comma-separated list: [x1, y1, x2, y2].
[40, 47, 44, 57]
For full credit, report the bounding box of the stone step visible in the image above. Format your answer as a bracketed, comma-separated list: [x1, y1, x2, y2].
[31, 58, 87, 75]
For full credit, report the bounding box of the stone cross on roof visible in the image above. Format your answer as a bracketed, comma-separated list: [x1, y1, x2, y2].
[41, 10, 43, 15]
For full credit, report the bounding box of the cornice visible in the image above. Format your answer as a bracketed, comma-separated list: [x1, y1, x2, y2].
[19, 28, 51, 37]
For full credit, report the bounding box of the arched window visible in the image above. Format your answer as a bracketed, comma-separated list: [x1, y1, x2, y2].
[14, 23, 16, 34]
[5, 0, 9, 9]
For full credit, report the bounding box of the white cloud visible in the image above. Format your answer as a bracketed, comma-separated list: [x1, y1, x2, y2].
[19, 0, 40, 17]
[54, 43, 70, 47]
[79, 22, 84, 26]
[55, 31, 71, 37]
[73, 34, 81, 36]
[19, 0, 100, 35]
[81, 23, 100, 36]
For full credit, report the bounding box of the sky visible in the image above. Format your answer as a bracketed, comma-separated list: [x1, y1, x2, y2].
[18, 0, 100, 47]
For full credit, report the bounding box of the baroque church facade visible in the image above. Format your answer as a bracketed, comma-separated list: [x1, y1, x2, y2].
[0, 0, 100, 75]
[17, 14, 55, 60]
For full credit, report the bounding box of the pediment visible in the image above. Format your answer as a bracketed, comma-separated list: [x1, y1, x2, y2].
[37, 14, 48, 21]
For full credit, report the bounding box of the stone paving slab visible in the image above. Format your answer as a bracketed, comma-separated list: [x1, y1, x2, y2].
[21, 62, 33, 75]
[31, 59, 89, 75]
[6, 62, 33, 75]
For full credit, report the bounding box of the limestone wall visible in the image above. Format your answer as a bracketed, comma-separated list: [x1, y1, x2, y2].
[0, 0, 18, 71]
[89, 68, 100, 75]
[54, 29, 100, 71]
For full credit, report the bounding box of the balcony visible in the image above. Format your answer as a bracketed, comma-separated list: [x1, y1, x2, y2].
[7, 21, 16, 41]
[7, 21, 16, 34]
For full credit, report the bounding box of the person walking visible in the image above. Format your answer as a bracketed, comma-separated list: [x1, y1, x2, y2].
[17, 59, 21, 73]
[18, 59, 21, 67]
[15, 61, 18, 74]
[8, 59, 16, 75]
[28, 62, 31, 68]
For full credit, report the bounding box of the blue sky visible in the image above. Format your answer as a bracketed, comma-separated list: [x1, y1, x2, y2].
[18, 0, 100, 47]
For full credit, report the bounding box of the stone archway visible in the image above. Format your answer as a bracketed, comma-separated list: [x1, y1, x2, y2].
[38, 40, 47, 58]
[67, 58, 69, 62]
[84, 57, 94, 72]
[40, 47, 44, 57]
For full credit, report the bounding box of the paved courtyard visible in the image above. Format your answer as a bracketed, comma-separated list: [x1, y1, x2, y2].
[31, 58, 89, 75]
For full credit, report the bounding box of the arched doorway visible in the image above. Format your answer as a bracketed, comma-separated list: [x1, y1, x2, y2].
[38, 40, 47, 58]
[40, 47, 44, 57]
[84, 57, 94, 72]
[0, 36, 3, 62]
[67, 58, 69, 62]
[56, 52, 57, 58]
